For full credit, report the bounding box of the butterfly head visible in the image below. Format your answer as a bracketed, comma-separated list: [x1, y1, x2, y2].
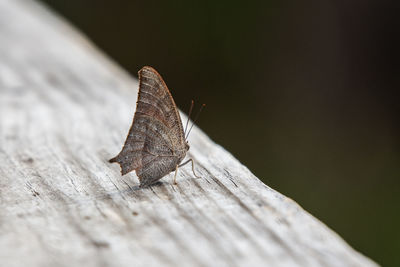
[185, 141, 190, 151]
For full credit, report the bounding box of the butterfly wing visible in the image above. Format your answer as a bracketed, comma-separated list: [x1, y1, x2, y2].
[110, 66, 187, 185]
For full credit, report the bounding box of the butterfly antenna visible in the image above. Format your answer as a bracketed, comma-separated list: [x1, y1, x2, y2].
[184, 100, 194, 136]
[186, 103, 205, 140]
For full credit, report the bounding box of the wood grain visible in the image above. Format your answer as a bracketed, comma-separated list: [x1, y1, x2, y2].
[0, 1, 378, 266]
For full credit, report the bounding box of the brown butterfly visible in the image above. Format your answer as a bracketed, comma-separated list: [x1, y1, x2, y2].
[110, 66, 202, 187]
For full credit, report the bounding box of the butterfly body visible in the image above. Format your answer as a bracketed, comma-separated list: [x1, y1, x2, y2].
[110, 66, 189, 187]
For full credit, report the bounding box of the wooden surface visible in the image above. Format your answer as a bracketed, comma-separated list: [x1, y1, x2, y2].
[0, 1, 378, 266]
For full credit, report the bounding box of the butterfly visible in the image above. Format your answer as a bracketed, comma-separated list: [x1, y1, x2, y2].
[109, 66, 202, 187]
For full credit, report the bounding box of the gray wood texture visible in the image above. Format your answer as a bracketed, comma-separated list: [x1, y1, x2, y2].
[0, 1, 378, 267]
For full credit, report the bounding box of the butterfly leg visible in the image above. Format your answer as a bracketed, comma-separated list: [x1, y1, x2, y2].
[173, 165, 179, 185]
[179, 159, 201, 179]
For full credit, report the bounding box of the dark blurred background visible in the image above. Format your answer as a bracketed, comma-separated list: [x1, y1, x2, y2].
[40, 0, 399, 265]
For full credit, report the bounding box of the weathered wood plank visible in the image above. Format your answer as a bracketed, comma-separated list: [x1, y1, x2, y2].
[0, 1, 377, 266]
